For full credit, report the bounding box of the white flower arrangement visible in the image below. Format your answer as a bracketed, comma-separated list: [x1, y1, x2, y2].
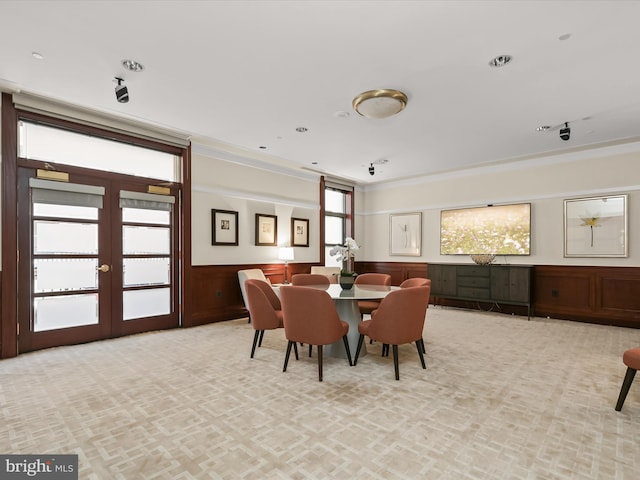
[329, 237, 360, 273]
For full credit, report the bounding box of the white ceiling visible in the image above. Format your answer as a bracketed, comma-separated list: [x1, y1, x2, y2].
[1, 0, 640, 185]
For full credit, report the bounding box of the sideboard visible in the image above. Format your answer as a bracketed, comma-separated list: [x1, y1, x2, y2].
[428, 263, 533, 319]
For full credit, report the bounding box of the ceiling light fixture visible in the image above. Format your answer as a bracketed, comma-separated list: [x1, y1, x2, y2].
[295, 127, 308, 133]
[114, 77, 129, 103]
[536, 125, 551, 132]
[488, 55, 513, 67]
[352, 89, 408, 119]
[121, 59, 144, 72]
[32, 51, 44, 60]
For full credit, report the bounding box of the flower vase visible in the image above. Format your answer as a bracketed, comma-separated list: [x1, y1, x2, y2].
[339, 274, 355, 290]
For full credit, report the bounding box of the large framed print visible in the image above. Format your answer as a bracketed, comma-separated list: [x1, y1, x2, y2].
[564, 194, 627, 257]
[211, 209, 238, 246]
[291, 217, 309, 247]
[255, 213, 278, 246]
[390, 212, 422, 256]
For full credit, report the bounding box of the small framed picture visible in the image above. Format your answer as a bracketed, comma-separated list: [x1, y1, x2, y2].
[212, 209, 238, 246]
[564, 194, 627, 257]
[390, 212, 422, 256]
[255, 213, 278, 246]
[291, 217, 309, 247]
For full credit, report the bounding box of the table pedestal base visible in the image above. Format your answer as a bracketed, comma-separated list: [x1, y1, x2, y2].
[325, 300, 367, 359]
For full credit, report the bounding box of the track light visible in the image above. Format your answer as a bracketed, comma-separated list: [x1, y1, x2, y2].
[559, 122, 570, 141]
[369, 163, 375, 176]
[114, 77, 129, 103]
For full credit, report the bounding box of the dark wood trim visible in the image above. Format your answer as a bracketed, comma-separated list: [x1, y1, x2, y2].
[319, 176, 326, 265]
[355, 261, 428, 286]
[1, 93, 18, 358]
[181, 144, 193, 328]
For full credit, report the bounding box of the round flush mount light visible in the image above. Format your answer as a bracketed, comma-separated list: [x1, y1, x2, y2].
[352, 89, 408, 119]
[121, 59, 144, 72]
[488, 55, 513, 68]
[32, 51, 45, 60]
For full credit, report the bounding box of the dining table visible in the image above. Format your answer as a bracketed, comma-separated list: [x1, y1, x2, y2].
[300, 283, 399, 359]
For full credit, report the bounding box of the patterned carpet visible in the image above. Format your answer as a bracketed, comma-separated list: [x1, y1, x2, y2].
[1, 307, 639, 479]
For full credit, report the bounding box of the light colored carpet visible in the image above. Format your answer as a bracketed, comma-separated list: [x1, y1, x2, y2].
[1, 307, 639, 479]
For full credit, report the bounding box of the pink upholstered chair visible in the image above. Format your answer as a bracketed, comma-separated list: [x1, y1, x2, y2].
[291, 274, 331, 287]
[245, 279, 297, 360]
[615, 347, 640, 411]
[400, 278, 431, 288]
[353, 286, 430, 380]
[354, 273, 392, 317]
[280, 285, 352, 381]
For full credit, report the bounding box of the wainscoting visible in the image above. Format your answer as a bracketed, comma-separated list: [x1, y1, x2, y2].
[190, 262, 640, 329]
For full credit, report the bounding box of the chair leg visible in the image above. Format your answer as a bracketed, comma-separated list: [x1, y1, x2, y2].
[258, 330, 265, 347]
[309, 344, 313, 357]
[615, 367, 637, 411]
[318, 345, 323, 382]
[416, 339, 426, 369]
[283, 341, 294, 372]
[392, 344, 400, 380]
[353, 334, 365, 366]
[250, 330, 261, 358]
[382, 344, 389, 357]
[342, 335, 353, 366]
[293, 341, 299, 361]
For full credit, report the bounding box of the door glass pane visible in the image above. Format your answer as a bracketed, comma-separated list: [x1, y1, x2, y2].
[123, 208, 170, 224]
[325, 216, 344, 244]
[123, 288, 170, 320]
[34, 294, 99, 332]
[123, 258, 170, 287]
[34, 203, 98, 220]
[35, 258, 99, 293]
[123, 226, 170, 254]
[34, 221, 98, 254]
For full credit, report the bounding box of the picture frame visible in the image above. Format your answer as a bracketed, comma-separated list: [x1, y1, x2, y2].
[390, 212, 422, 256]
[291, 217, 309, 247]
[564, 194, 628, 257]
[255, 213, 278, 246]
[211, 209, 238, 246]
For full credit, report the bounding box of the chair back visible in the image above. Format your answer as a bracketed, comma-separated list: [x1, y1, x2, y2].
[367, 286, 430, 345]
[310, 266, 340, 283]
[245, 279, 282, 330]
[238, 269, 269, 307]
[291, 273, 331, 287]
[280, 286, 345, 345]
[354, 273, 391, 286]
[400, 278, 431, 288]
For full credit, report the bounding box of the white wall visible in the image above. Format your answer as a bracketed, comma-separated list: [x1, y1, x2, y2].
[191, 144, 321, 266]
[358, 144, 640, 267]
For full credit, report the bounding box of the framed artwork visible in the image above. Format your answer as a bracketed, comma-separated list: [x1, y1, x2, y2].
[211, 209, 238, 246]
[390, 212, 422, 256]
[564, 194, 627, 257]
[255, 213, 277, 246]
[291, 217, 309, 247]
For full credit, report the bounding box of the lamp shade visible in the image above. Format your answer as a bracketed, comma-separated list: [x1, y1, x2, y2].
[278, 247, 294, 261]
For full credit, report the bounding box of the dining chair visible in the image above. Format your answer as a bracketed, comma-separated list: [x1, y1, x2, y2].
[354, 273, 392, 318]
[353, 285, 430, 380]
[310, 266, 340, 284]
[238, 269, 269, 323]
[280, 285, 352, 381]
[291, 273, 331, 287]
[245, 279, 297, 360]
[400, 277, 431, 288]
[615, 347, 640, 411]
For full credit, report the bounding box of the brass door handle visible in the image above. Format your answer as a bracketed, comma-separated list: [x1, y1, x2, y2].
[97, 264, 111, 273]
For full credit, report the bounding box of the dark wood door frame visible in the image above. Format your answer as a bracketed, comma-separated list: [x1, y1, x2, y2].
[1, 94, 193, 358]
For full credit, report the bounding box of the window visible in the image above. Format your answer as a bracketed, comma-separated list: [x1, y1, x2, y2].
[323, 184, 353, 267]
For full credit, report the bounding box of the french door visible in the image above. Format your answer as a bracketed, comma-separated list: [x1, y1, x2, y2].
[17, 167, 180, 352]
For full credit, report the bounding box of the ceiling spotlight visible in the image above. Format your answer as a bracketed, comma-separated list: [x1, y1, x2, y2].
[114, 77, 129, 103]
[368, 163, 375, 176]
[559, 122, 571, 141]
[488, 55, 513, 68]
[352, 89, 408, 119]
[121, 59, 144, 72]
[536, 125, 551, 132]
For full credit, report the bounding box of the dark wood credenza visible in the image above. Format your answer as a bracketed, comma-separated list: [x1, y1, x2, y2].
[428, 263, 533, 319]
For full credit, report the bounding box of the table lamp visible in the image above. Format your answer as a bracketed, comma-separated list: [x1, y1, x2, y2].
[278, 247, 294, 284]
